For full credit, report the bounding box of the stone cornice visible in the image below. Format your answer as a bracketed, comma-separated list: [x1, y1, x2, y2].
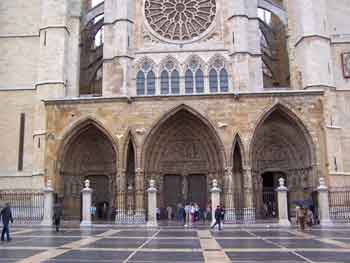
[295, 34, 331, 48]
[43, 89, 324, 105]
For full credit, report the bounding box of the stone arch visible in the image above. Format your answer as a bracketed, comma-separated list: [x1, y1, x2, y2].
[56, 117, 118, 220]
[141, 104, 226, 210]
[249, 103, 317, 219]
[230, 133, 246, 168]
[182, 54, 207, 73]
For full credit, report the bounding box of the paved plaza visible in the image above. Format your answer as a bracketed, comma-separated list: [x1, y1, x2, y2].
[1, 225, 350, 262]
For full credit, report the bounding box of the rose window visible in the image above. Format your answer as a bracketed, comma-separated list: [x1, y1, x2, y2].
[144, 0, 216, 42]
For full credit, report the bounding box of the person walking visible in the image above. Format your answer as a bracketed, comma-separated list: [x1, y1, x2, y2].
[220, 205, 225, 229]
[0, 203, 14, 241]
[53, 202, 63, 232]
[210, 205, 222, 231]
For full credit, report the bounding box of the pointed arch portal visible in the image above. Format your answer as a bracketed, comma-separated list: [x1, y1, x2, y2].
[143, 106, 225, 219]
[250, 105, 315, 219]
[58, 120, 117, 221]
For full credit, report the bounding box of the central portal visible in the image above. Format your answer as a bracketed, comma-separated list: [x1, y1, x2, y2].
[144, 107, 225, 220]
[163, 174, 207, 219]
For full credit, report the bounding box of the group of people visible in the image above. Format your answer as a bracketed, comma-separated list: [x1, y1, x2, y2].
[157, 202, 212, 225]
[157, 202, 226, 230]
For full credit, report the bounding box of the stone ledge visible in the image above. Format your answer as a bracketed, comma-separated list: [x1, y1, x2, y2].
[43, 89, 325, 105]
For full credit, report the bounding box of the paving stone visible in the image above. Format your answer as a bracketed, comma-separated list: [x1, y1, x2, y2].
[216, 239, 279, 249]
[297, 251, 350, 262]
[0, 249, 44, 259]
[17, 237, 81, 247]
[157, 231, 198, 237]
[44, 250, 131, 262]
[226, 251, 305, 262]
[129, 251, 204, 262]
[112, 230, 157, 237]
[145, 238, 201, 249]
[83, 238, 147, 248]
[212, 231, 254, 238]
[250, 231, 297, 237]
[268, 238, 342, 249]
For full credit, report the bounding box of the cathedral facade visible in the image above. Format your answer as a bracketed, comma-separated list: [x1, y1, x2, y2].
[1, 0, 350, 222]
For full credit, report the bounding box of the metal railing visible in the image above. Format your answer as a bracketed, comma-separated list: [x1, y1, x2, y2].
[0, 190, 44, 224]
[329, 187, 350, 221]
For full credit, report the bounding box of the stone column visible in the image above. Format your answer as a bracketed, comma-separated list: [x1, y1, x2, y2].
[276, 178, 291, 226]
[135, 168, 146, 223]
[41, 179, 54, 226]
[243, 168, 255, 223]
[318, 177, 333, 226]
[80, 180, 92, 227]
[147, 179, 158, 227]
[210, 179, 221, 225]
[224, 168, 235, 223]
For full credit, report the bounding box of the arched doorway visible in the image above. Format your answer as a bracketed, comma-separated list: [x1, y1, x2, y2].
[58, 121, 117, 221]
[143, 106, 224, 220]
[251, 105, 315, 220]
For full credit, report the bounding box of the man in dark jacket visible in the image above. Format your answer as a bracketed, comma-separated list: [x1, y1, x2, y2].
[53, 202, 63, 232]
[1, 203, 14, 241]
[210, 205, 222, 231]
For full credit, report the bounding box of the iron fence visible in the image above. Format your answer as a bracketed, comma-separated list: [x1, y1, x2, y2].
[329, 187, 350, 221]
[0, 190, 44, 224]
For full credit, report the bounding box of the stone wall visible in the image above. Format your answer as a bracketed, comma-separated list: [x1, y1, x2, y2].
[44, 92, 325, 191]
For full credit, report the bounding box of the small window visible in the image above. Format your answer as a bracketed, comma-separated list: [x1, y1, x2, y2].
[185, 69, 194, 94]
[147, 71, 156, 95]
[195, 69, 204, 93]
[136, 71, 145, 95]
[209, 69, 218, 93]
[219, 68, 229, 92]
[171, 70, 180, 94]
[160, 70, 169, 94]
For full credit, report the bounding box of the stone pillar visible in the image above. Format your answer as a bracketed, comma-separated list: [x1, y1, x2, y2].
[41, 179, 54, 226]
[80, 180, 92, 227]
[134, 168, 146, 223]
[243, 168, 255, 223]
[227, 0, 263, 92]
[276, 178, 291, 226]
[147, 179, 158, 227]
[317, 177, 333, 226]
[224, 168, 235, 223]
[103, 0, 134, 96]
[210, 179, 221, 225]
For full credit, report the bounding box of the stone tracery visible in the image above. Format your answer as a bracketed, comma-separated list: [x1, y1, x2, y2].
[144, 0, 216, 41]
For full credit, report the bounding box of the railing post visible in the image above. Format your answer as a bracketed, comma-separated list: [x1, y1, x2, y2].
[276, 178, 291, 226]
[147, 179, 158, 227]
[210, 179, 221, 225]
[80, 180, 92, 227]
[41, 179, 54, 226]
[317, 177, 332, 226]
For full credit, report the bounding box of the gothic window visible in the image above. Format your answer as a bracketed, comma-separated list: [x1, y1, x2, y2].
[136, 60, 157, 96]
[171, 70, 180, 94]
[195, 69, 204, 93]
[160, 59, 180, 95]
[160, 70, 169, 94]
[185, 56, 205, 94]
[185, 69, 194, 94]
[136, 71, 145, 95]
[147, 71, 156, 95]
[144, 0, 217, 42]
[209, 68, 218, 93]
[209, 57, 229, 92]
[220, 68, 229, 92]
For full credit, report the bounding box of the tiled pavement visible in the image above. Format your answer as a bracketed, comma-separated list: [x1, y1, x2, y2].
[1, 225, 350, 262]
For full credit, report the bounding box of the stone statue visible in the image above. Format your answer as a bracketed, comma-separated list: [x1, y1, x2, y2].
[278, 177, 285, 188]
[84, 179, 90, 189]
